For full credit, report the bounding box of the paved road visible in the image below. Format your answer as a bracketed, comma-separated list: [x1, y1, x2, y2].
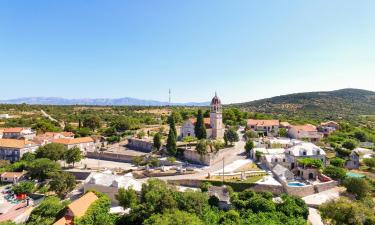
[151, 129, 247, 181]
[41, 109, 65, 127]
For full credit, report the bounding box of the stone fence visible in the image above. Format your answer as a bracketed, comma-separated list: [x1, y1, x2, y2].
[183, 146, 236, 166]
[86, 151, 136, 163]
[127, 138, 154, 152]
[281, 180, 338, 197]
[167, 179, 284, 195]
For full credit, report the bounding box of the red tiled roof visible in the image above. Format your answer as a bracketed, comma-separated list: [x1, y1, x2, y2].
[247, 119, 280, 127]
[189, 118, 211, 129]
[3, 127, 24, 133]
[67, 192, 98, 217]
[1, 171, 25, 179]
[291, 124, 317, 132]
[52, 137, 94, 145]
[0, 139, 36, 148]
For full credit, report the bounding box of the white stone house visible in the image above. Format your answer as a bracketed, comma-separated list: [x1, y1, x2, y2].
[2, 127, 36, 140]
[83, 172, 142, 204]
[52, 137, 95, 152]
[288, 124, 323, 142]
[247, 119, 280, 137]
[0, 139, 39, 162]
[285, 142, 327, 170]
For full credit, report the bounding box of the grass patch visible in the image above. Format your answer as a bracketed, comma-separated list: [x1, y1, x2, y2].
[204, 175, 264, 192]
[233, 163, 260, 173]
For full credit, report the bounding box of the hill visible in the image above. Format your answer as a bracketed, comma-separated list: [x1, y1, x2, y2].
[232, 89, 375, 119]
[0, 97, 209, 107]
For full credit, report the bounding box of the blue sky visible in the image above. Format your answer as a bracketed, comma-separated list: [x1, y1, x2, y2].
[1, 0, 375, 103]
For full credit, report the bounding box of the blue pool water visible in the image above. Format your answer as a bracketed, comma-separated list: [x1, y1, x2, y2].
[346, 172, 365, 178]
[288, 182, 306, 187]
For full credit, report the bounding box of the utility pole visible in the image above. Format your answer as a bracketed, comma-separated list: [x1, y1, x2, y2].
[169, 88, 171, 105]
[222, 157, 225, 184]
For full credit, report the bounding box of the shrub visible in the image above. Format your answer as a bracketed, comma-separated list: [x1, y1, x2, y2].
[323, 166, 346, 180]
[343, 177, 372, 199]
[329, 157, 345, 167]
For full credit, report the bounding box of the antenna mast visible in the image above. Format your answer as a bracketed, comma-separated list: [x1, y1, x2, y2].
[169, 88, 171, 105]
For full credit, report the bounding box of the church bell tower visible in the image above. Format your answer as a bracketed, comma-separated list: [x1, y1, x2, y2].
[210, 92, 224, 139]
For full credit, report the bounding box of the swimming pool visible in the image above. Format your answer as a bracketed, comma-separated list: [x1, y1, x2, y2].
[288, 182, 306, 187]
[346, 172, 365, 178]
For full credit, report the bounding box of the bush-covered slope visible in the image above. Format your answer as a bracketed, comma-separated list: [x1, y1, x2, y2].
[232, 89, 375, 119]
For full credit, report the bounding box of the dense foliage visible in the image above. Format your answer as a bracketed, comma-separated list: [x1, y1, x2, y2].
[115, 179, 308, 225]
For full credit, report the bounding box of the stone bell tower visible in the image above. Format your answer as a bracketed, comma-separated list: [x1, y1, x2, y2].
[210, 92, 224, 139]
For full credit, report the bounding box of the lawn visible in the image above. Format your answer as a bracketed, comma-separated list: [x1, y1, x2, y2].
[204, 175, 264, 192]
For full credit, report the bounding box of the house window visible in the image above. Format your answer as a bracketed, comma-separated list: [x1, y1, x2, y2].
[275, 159, 278, 163]
[303, 151, 307, 156]
[317, 150, 320, 155]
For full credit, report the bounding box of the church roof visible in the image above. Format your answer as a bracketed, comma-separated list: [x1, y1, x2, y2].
[211, 93, 221, 106]
[189, 118, 212, 129]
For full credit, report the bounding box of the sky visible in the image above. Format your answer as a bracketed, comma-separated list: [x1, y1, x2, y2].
[1, 0, 375, 104]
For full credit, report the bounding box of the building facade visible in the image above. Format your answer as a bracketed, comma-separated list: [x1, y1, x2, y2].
[180, 93, 224, 139]
[2, 127, 36, 140]
[247, 119, 280, 137]
[0, 139, 39, 162]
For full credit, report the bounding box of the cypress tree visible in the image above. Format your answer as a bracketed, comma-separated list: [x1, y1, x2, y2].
[166, 128, 177, 156]
[195, 110, 207, 139]
[168, 114, 177, 138]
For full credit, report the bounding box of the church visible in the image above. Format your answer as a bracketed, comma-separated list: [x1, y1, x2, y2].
[180, 93, 225, 139]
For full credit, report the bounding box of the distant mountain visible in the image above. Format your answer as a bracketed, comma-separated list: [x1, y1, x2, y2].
[232, 88, 375, 119]
[0, 97, 210, 106]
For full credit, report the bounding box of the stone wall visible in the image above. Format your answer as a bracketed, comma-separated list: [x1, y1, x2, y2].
[314, 180, 339, 193]
[86, 151, 136, 163]
[127, 138, 154, 152]
[167, 179, 284, 195]
[183, 146, 236, 166]
[285, 185, 316, 197]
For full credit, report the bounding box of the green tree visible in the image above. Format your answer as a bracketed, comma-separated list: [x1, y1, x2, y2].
[342, 139, 358, 150]
[363, 158, 375, 170]
[278, 128, 288, 137]
[224, 128, 239, 146]
[329, 157, 346, 167]
[64, 146, 83, 167]
[21, 152, 36, 162]
[49, 172, 76, 198]
[323, 166, 347, 180]
[143, 210, 204, 225]
[353, 130, 367, 142]
[28, 196, 69, 225]
[343, 177, 372, 199]
[166, 127, 177, 156]
[75, 127, 92, 137]
[168, 114, 177, 138]
[297, 158, 323, 169]
[277, 194, 309, 219]
[32, 120, 61, 134]
[194, 110, 207, 140]
[245, 140, 254, 157]
[200, 182, 212, 192]
[196, 139, 208, 156]
[12, 181, 35, 195]
[153, 133, 162, 151]
[173, 190, 209, 215]
[27, 158, 61, 181]
[139, 179, 177, 217]
[35, 143, 67, 161]
[320, 197, 375, 225]
[115, 187, 138, 209]
[64, 122, 74, 132]
[83, 115, 101, 131]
